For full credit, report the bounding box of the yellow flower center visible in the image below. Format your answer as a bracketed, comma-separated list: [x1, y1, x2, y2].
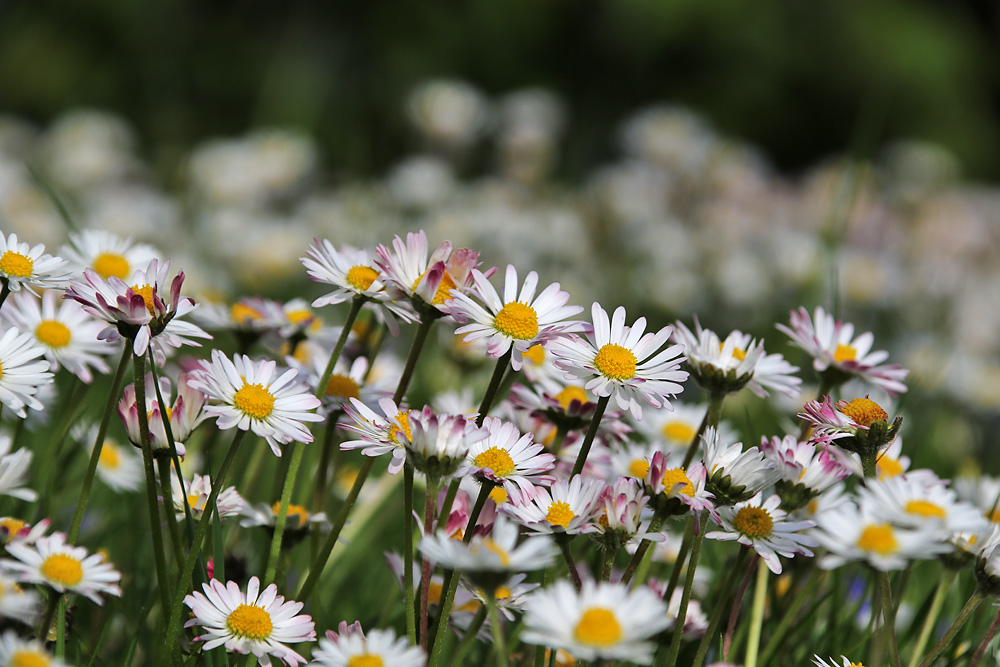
[593, 344, 637, 381]
[231, 303, 264, 325]
[226, 604, 273, 640]
[554, 386, 589, 411]
[388, 411, 412, 444]
[733, 506, 774, 538]
[662, 421, 697, 443]
[413, 269, 458, 306]
[495, 585, 512, 600]
[40, 554, 84, 587]
[848, 662, 865, 667]
[10, 650, 50, 667]
[720, 342, 746, 361]
[0, 359, 4, 379]
[839, 398, 888, 427]
[877, 456, 904, 479]
[834, 343, 858, 364]
[129, 284, 157, 316]
[99, 443, 121, 469]
[92, 252, 130, 280]
[493, 302, 540, 341]
[905, 500, 946, 519]
[473, 447, 516, 478]
[523, 344, 545, 366]
[347, 655, 384, 667]
[545, 500, 575, 528]
[573, 607, 623, 647]
[233, 383, 275, 419]
[325, 374, 361, 400]
[629, 458, 650, 479]
[0, 518, 25, 541]
[346, 265, 379, 291]
[988, 508, 1000, 524]
[286, 309, 316, 328]
[490, 487, 509, 504]
[661, 467, 694, 496]
[271, 502, 311, 528]
[480, 537, 510, 566]
[856, 524, 898, 555]
[428, 580, 443, 604]
[186, 493, 204, 511]
[0, 250, 33, 278]
[35, 320, 71, 348]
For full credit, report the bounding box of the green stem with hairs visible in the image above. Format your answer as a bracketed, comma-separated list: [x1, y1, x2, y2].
[691, 547, 752, 667]
[682, 392, 724, 469]
[448, 606, 487, 667]
[621, 512, 668, 585]
[663, 518, 695, 600]
[570, 394, 610, 478]
[970, 606, 1000, 667]
[557, 534, 582, 591]
[666, 512, 709, 667]
[420, 476, 441, 650]
[156, 456, 185, 566]
[916, 588, 986, 667]
[476, 349, 513, 427]
[906, 569, 955, 667]
[404, 463, 417, 645]
[487, 592, 510, 667]
[744, 558, 768, 667]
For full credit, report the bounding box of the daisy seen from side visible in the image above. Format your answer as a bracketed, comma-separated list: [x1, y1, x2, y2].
[2, 531, 122, 604]
[59, 229, 160, 281]
[0, 327, 53, 417]
[503, 475, 607, 535]
[310, 624, 425, 667]
[0, 232, 70, 294]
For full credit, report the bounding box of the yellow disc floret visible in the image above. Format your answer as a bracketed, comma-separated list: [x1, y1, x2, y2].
[554, 386, 588, 411]
[629, 458, 650, 479]
[574, 607, 623, 647]
[10, 650, 50, 667]
[856, 524, 898, 555]
[493, 302, 539, 340]
[662, 421, 696, 443]
[905, 500, 947, 519]
[346, 265, 379, 291]
[545, 500, 575, 528]
[99, 443, 121, 469]
[413, 270, 457, 306]
[129, 284, 157, 316]
[523, 344, 545, 366]
[839, 398, 888, 427]
[473, 447, 516, 478]
[226, 604, 273, 640]
[271, 502, 311, 528]
[877, 457, 904, 479]
[40, 554, 84, 587]
[834, 343, 858, 364]
[661, 468, 694, 496]
[388, 411, 412, 444]
[325, 374, 361, 400]
[0, 518, 26, 542]
[93, 252, 130, 280]
[347, 655, 384, 667]
[231, 303, 264, 325]
[233, 383, 275, 419]
[733, 506, 774, 538]
[490, 487, 509, 504]
[593, 344, 637, 381]
[35, 320, 71, 348]
[0, 251, 33, 278]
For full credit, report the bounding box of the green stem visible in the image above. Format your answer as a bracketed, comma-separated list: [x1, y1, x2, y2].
[448, 606, 488, 667]
[570, 395, 610, 478]
[682, 392, 724, 469]
[621, 512, 668, 585]
[691, 547, 751, 667]
[476, 349, 513, 428]
[156, 456, 185, 566]
[36, 592, 58, 640]
[420, 476, 441, 650]
[860, 452, 878, 480]
[971, 606, 1000, 667]
[916, 588, 987, 667]
[263, 439, 306, 587]
[404, 464, 417, 645]
[600, 548, 614, 582]
[667, 512, 709, 667]
[162, 429, 246, 661]
[725, 553, 760, 661]
[557, 534, 581, 591]
[395, 318, 436, 404]
[759, 568, 822, 666]
[317, 297, 365, 401]
[68, 344, 131, 542]
[487, 593, 510, 667]
[906, 570, 955, 667]
[744, 559, 768, 667]
[134, 351, 173, 615]
[663, 518, 694, 600]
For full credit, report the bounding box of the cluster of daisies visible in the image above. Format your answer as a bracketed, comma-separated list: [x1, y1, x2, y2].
[0, 223, 997, 667]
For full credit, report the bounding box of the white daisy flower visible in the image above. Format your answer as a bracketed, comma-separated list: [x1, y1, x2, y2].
[672, 319, 801, 398]
[859, 476, 990, 536]
[2, 532, 122, 604]
[955, 474, 1000, 524]
[0, 232, 70, 294]
[521, 579, 671, 664]
[593, 476, 663, 549]
[0, 327, 53, 417]
[287, 354, 391, 417]
[0, 630, 69, 667]
[456, 416, 555, 504]
[777, 306, 909, 395]
[419, 515, 557, 580]
[188, 350, 323, 456]
[707, 493, 818, 574]
[502, 475, 607, 535]
[448, 264, 583, 370]
[0, 573, 40, 623]
[59, 229, 160, 281]
[0, 434, 37, 501]
[183, 576, 316, 667]
[635, 402, 708, 453]
[813, 656, 866, 667]
[702, 427, 781, 507]
[172, 472, 245, 521]
[609, 441, 660, 483]
[550, 303, 687, 420]
[239, 501, 328, 533]
[310, 624, 425, 667]
[643, 451, 716, 518]
[0, 517, 49, 546]
[339, 397, 412, 475]
[760, 434, 851, 511]
[92, 435, 142, 493]
[403, 406, 488, 478]
[2, 290, 112, 383]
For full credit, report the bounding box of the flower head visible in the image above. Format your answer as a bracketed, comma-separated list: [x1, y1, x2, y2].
[702, 427, 781, 507]
[798, 395, 902, 457]
[2, 532, 122, 604]
[403, 407, 488, 478]
[0, 232, 70, 294]
[503, 475, 607, 535]
[457, 416, 555, 504]
[339, 397, 412, 475]
[0, 630, 69, 667]
[118, 371, 207, 457]
[760, 434, 851, 511]
[172, 472, 245, 521]
[0, 327, 53, 417]
[60, 229, 160, 281]
[310, 624, 425, 667]
[643, 451, 716, 518]
[707, 493, 818, 574]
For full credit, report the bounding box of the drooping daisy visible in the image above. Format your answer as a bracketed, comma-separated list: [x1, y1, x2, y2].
[521, 579, 671, 664]
[0, 572, 41, 623]
[0, 434, 37, 501]
[777, 306, 909, 395]
[339, 397, 412, 474]
[760, 434, 851, 511]
[403, 406, 488, 479]
[448, 264, 583, 370]
[188, 350, 323, 456]
[550, 303, 687, 419]
[59, 229, 160, 281]
[707, 493, 818, 574]
[702, 427, 781, 507]
[2, 290, 112, 383]
[456, 416, 555, 504]
[671, 319, 801, 398]
[63, 258, 211, 365]
[183, 576, 316, 667]
[2, 532, 122, 604]
[310, 624, 425, 667]
[0, 232, 70, 294]
[0, 630, 69, 667]
[172, 472, 245, 521]
[502, 475, 607, 535]
[0, 327, 53, 417]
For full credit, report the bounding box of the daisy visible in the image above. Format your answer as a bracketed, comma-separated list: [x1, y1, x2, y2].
[0, 517, 49, 545]
[456, 416, 555, 504]
[448, 264, 583, 370]
[592, 476, 663, 549]
[2, 290, 112, 383]
[502, 475, 607, 535]
[92, 435, 143, 492]
[798, 396, 901, 456]
[59, 229, 160, 281]
[647, 582, 709, 638]
[671, 319, 801, 398]
[339, 397, 412, 474]
[118, 372, 194, 457]
[760, 434, 851, 511]
[183, 576, 316, 667]
[2, 532, 122, 604]
[0, 630, 68, 667]
[859, 475, 989, 536]
[643, 451, 716, 518]
[403, 406, 488, 478]
[813, 657, 866, 667]
[777, 306, 909, 395]
[310, 624, 425, 667]
[0, 232, 70, 294]
[509, 380, 602, 432]
[172, 472, 245, 521]
[0, 572, 40, 623]
[707, 493, 818, 574]
[188, 350, 323, 456]
[635, 402, 709, 453]
[63, 258, 211, 365]
[609, 441, 661, 483]
[240, 501, 328, 533]
[702, 427, 781, 507]
[550, 303, 687, 419]
[287, 354, 391, 416]
[0, 327, 53, 417]
[521, 579, 671, 663]
[0, 434, 37, 501]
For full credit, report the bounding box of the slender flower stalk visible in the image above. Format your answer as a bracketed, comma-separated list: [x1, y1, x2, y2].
[666, 511, 708, 667]
[404, 462, 417, 645]
[971, 607, 1000, 667]
[744, 559, 768, 667]
[906, 570, 956, 667]
[486, 591, 510, 667]
[569, 394, 609, 478]
[419, 476, 440, 650]
[691, 547, 752, 667]
[556, 534, 582, 591]
[916, 587, 986, 667]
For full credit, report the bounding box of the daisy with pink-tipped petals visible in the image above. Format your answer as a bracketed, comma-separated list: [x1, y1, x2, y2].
[457, 416, 555, 504]
[503, 475, 607, 535]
